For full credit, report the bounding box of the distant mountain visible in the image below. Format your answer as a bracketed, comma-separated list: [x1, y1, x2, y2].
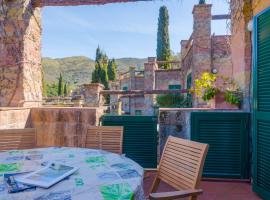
[42, 56, 147, 86]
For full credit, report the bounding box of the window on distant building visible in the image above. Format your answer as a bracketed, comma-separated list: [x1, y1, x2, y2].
[168, 85, 181, 90]
[122, 86, 128, 91]
[135, 110, 142, 115]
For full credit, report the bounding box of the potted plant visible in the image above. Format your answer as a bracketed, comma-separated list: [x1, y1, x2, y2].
[191, 72, 242, 109]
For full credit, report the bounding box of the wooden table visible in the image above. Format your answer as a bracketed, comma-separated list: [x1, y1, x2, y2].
[0, 147, 145, 200]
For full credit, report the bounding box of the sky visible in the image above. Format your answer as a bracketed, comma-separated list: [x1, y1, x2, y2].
[42, 0, 230, 59]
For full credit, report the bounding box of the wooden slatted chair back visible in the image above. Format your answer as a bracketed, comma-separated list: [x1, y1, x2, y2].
[151, 136, 209, 200]
[0, 129, 37, 151]
[86, 126, 123, 154]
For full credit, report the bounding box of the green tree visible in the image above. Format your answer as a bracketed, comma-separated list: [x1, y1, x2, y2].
[156, 6, 171, 69]
[100, 62, 109, 89]
[57, 73, 63, 96]
[64, 83, 67, 97]
[46, 83, 58, 97]
[107, 59, 117, 81]
[92, 47, 109, 89]
[95, 46, 102, 62]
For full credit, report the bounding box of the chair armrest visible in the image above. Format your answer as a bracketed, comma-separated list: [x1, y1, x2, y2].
[149, 189, 203, 200]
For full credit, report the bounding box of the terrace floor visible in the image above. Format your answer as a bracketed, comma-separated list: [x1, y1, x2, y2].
[144, 172, 262, 200]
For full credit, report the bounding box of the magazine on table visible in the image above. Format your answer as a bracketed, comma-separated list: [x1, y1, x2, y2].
[4, 173, 36, 193]
[15, 162, 79, 188]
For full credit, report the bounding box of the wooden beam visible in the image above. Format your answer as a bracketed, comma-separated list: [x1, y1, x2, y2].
[212, 14, 231, 20]
[33, 0, 152, 7]
[100, 89, 188, 95]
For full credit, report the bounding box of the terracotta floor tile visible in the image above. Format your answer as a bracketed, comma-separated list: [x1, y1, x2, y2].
[143, 172, 262, 200]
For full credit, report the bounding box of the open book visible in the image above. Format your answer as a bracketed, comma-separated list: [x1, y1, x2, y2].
[15, 163, 79, 188]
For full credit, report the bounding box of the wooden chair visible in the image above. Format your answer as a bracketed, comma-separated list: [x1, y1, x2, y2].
[0, 128, 37, 151]
[149, 136, 209, 200]
[86, 126, 123, 154]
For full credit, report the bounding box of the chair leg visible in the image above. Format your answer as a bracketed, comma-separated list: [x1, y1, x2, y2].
[150, 177, 160, 193]
[189, 196, 198, 200]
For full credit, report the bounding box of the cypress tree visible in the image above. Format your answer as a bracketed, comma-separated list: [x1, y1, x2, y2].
[156, 6, 171, 69]
[57, 73, 63, 96]
[91, 46, 109, 89]
[64, 83, 67, 97]
[107, 59, 117, 81]
[95, 46, 102, 62]
[100, 62, 109, 89]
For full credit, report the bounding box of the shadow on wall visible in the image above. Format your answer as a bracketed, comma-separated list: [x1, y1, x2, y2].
[0, 107, 103, 147]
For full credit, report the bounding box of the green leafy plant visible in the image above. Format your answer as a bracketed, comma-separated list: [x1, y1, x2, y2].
[225, 90, 241, 106]
[156, 94, 191, 108]
[202, 87, 219, 101]
[191, 72, 242, 106]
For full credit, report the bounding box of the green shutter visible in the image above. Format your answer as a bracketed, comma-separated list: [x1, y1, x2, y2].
[186, 73, 192, 89]
[253, 7, 270, 200]
[191, 112, 249, 179]
[102, 115, 157, 168]
[168, 85, 181, 90]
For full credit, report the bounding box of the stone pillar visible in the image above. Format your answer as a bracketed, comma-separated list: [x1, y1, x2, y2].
[143, 57, 157, 116]
[192, 4, 212, 107]
[110, 94, 122, 115]
[81, 83, 104, 107]
[0, 0, 42, 107]
[129, 66, 136, 90]
[230, 0, 252, 111]
[180, 40, 189, 60]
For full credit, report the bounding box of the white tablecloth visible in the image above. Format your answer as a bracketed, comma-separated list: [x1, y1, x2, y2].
[0, 147, 145, 200]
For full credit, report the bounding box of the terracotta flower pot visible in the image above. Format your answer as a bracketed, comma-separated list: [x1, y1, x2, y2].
[210, 92, 239, 110]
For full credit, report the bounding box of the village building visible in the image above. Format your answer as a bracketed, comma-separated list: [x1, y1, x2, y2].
[108, 3, 233, 115]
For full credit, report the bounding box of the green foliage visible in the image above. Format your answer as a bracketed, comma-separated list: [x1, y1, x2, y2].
[156, 94, 192, 108]
[57, 73, 63, 96]
[192, 72, 217, 100]
[225, 90, 241, 106]
[108, 59, 117, 81]
[202, 88, 219, 101]
[156, 6, 171, 69]
[92, 47, 109, 89]
[45, 83, 58, 97]
[42, 56, 146, 86]
[64, 83, 67, 97]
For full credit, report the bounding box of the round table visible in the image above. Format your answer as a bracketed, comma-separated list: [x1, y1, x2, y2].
[0, 147, 145, 200]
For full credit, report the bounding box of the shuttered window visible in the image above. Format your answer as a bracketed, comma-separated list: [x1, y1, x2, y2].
[253, 7, 270, 200]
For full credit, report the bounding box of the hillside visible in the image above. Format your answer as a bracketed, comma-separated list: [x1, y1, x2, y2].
[42, 56, 147, 85]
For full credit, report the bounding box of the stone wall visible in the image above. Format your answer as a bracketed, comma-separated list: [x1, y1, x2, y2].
[230, 0, 270, 111]
[155, 69, 183, 90]
[29, 107, 103, 147]
[0, 108, 31, 129]
[158, 108, 212, 157]
[0, 107, 103, 147]
[134, 77, 144, 90]
[212, 35, 233, 85]
[192, 4, 212, 107]
[0, 0, 42, 107]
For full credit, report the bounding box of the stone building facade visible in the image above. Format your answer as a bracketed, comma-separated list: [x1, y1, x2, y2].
[181, 4, 233, 108]
[111, 58, 182, 115]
